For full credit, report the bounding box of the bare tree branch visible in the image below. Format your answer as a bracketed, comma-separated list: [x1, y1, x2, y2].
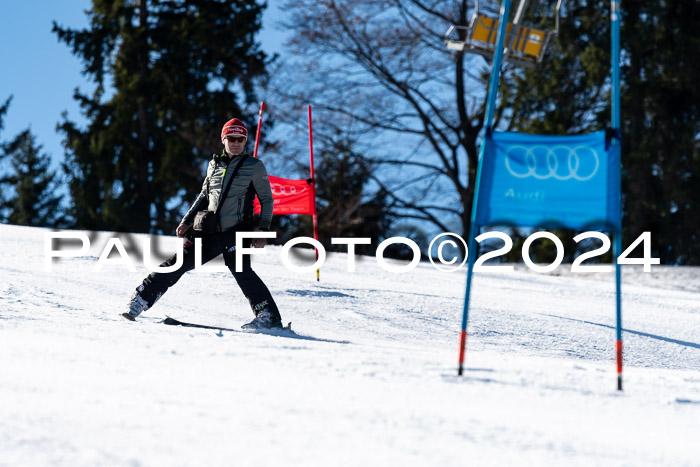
[273, 0, 491, 239]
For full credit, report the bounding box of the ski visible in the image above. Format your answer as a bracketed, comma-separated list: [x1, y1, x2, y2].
[163, 316, 237, 332]
[163, 315, 292, 333]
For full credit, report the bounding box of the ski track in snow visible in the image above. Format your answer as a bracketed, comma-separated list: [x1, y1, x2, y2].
[1, 224, 699, 466]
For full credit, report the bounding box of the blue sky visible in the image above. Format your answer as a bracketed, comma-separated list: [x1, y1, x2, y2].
[0, 1, 287, 171]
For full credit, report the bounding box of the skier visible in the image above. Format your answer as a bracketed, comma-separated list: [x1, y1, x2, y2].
[122, 118, 283, 329]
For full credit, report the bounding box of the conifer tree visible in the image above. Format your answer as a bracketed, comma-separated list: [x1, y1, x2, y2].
[1, 129, 65, 227]
[53, 0, 269, 233]
[0, 96, 10, 139]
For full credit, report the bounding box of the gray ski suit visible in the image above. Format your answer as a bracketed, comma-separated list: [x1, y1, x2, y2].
[181, 153, 274, 231]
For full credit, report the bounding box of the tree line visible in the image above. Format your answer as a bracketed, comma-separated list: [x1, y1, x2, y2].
[1, 0, 698, 264]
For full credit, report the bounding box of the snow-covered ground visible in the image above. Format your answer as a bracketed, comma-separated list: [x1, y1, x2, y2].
[1, 224, 699, 466]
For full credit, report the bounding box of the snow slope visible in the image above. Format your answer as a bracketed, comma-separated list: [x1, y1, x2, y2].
[1, 224, 699, 466]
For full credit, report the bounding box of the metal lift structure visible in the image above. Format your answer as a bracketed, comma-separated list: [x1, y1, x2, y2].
[445, 0, 563, 67]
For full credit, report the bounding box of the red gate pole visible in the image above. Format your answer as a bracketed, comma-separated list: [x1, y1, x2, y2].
[308, 105, 320, 282]
[253, 102, 265, 159]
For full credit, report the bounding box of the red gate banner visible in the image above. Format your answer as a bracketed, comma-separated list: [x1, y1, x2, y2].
[254, 175, 316, 215]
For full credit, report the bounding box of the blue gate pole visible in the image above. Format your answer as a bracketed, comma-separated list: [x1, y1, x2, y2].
[611, 0, 623, 391]
[458, 0, 512, 376]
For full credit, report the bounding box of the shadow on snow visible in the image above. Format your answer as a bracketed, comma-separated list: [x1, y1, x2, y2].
[540, 313, 700, 350]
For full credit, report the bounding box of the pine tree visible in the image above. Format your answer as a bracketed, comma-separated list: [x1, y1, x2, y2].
[1, 129, 64, 227]
[0, 96, 10, 217]
[0, 96, 10, 139]
[620, 1, 700, 264]
[53, 0, 270, 233]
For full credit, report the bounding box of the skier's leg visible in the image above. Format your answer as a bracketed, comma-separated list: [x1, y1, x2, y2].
[222, 235, 282, 327]
[126, 236, 219, 318]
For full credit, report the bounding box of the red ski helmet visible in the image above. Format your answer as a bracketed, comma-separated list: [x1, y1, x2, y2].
[221, 118, 248, 142]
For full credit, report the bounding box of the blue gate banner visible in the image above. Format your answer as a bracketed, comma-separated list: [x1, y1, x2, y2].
[475, 130, 621, 231]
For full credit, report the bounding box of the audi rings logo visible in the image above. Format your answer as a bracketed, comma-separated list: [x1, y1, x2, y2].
[270, 184, 308, 196]
[504, 145, 600, 181]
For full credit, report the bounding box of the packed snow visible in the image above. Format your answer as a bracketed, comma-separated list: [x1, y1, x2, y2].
[1, 224, 699, 466]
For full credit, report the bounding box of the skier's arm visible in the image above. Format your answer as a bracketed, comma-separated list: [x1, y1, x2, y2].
[180, 160, 214, 228]
[251, 160, 274, 231]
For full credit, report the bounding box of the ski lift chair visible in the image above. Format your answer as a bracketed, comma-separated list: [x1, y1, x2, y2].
[445, 0, 563, 68]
